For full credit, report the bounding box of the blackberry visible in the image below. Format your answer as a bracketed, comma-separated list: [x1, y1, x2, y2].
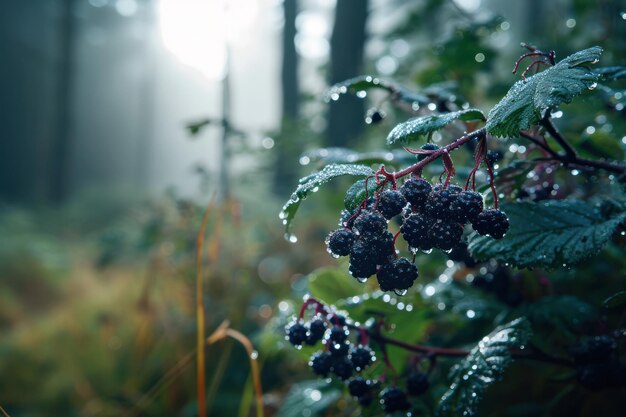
[400, 214, 431, 249]
[417, 143, 440, 161]
[425, 187, 459, 220]
[339, 199, 375, 228]
[305, 318, 327, 345]
[332, 356, 354, 380]
[285, 321, 307, 346]
[486, 149, 503, 165]
[325, 326, 349, 344]
[353, 210, 387, 237]
[349, 240, 379, 280]
[328, 314, 347, 326]
[310, 351, 333, 376]
[326, 229, 355, 257]
[369, 231, 395, 264]
[327, 340, 351, 357]
[376, 257, 418, 293]
[377, 190, 407, 219]
[472, 208, 509, 239]
[569, 335, 617, 365]
[379, 387, 411, 413]
[406, 372, 429, 396]
[429, 220, 463, 251]
[348, 376, 370, 397]
[350, 345, 375, 371]
[400, 178, 432, 208]
[358, 391, 374, 406]
[366, 108, 385, 124]
[450, 190, 483, 223]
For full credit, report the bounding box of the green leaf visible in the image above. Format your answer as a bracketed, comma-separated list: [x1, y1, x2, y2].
[307, 267, 364, 305]
[326, 76, 430, 105]
[467, 199, 626, 269]
[437, 318, 532, 417]
[280, 164, 374, 237]
[486, 46, 603, 138]
[522, 296, 596, 335]
[277, 379, 342, 417]
[344, 178, 384, 211]
[593, 66, 626, 81]
[604, 291, 626, 311]
[386, 109, 485, 145]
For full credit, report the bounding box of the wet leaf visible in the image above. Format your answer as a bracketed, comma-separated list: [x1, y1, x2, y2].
[344, 178, 385, 211]
[302, 147, 415, 166]
[277, 379, 342, 417]
[593, 66, 626, 81]
[521, 296, 596, 335]
[386, 109, 485, 145]
[467, 200, 626, 269]
[437, 318, 531, 417]
[486, 47, 603, 138]
[307, 267, 364, 305]
[280, 164, 374, 238]
[604, 291, 626, 311]
[326, 75, 430, 106]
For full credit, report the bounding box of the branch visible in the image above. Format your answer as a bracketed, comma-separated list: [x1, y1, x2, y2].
[540, 112, 577, 158]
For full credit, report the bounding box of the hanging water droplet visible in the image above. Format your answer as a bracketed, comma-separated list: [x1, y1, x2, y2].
[588, 82, 598, 90]
[250, 350, 259, 360]
[357, 277, 368, 283]
[356, 90, 367, 98]
[394, 289, 408, 296]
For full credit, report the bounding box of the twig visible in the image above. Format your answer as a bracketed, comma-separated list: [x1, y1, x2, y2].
[540, 112, 577, 158]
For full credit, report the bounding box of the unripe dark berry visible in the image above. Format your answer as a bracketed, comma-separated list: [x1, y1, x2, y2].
[350, 345, 375, 371]
[379, 386, 411, 413]
[376, 257, 418, 293]
[332, 356, 354, 380]
[353, 210, 387, 237]
[348, 377, 370, 397]
[451, 190, 484, 223]
[400, 214, 431, 249]
[472, 208, 509, 239]
[310, 351, 333, 376]
[400, 178, 432, 208]
[326, 228, 355, 257]
[377, 190, 407, 219]
[286, 321, 307, 346]
[406, 372, 429, 396]
[429, 220, 463, 251]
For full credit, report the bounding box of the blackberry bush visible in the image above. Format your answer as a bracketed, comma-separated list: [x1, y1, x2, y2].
[278, 43, 626, 417]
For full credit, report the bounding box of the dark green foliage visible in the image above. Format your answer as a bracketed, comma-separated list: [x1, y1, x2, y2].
[486, 47, 603, 138]
[387, 109, 485, 145]
[437, 318, 532, 417]
[468, 200, 626, 268]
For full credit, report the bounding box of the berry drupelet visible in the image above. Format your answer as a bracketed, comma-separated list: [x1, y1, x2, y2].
[326, 229, 355, 257]
[354, 210, 387, 237]
[400, 178, 432, 208]
[377, 189, 408, 219]
[451, 190, 484, 223]
[376, 257, 418, 293]
[286, 321, 308, 346]
[472, 208, 510, 239]
[310, 351, 334, 376]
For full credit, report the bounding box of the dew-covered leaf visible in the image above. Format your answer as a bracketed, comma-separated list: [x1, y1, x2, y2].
[280, 164, 375, 237]
[277, 379, 342, 417]
[437, 318, 532, 417]
[593, 66, 626, 81]
[326, 75, 430, 106]
[302, 147, 415, 166]
[467, 200, 626, 269]
[344, 178, 385, 211]
[386, 109, 485, 145]
[486, 46, 603, 138]
[521, 295, 596, 335]
[307, 267, 364, 304]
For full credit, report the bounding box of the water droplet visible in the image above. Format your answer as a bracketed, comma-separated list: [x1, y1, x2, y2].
[588, 82, 597, 90]
[356, 90, 367, 98]
[357, 277, 368, 283]
[394, 289, 408, 296]
[250, 350, 259, 360]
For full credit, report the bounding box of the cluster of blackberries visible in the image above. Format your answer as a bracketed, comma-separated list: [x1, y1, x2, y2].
[568, 335, 626, 391]
[326, 177, 509, 293]
[285, 311, 431, 413]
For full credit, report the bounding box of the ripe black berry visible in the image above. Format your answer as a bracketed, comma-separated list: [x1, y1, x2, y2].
[377, 190, 407, 219]
[472, 208, 509, 239]
[366, 108, 385, 124]
[286, 321, 307, 346]
[401, 214, 431, 249]
[417, 143, 440, 161]
[425, 187, 459, 220]
[332, 356, 354, 380]
[325, 326, 349, 344]
[429, 220, 463, 251]
[349, 240, 379, 280]
[354, 210, 387, 237]
[348, 377, 370, 397]
[350, 345, 375, 371]
[400, 178, 432, 208]
[306, 318, 327, 345]
[376, 257, 418, 293]
[328, 340, 351, 357]
[326, 229, 355, 257]
[370, 231, 395, 264]
[379, 387, 411, 413]
[450, 190, 483, 223]
[328, 314, 347, 326]
[310, 351, 333, 376]
[406, 372, 429, 396]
